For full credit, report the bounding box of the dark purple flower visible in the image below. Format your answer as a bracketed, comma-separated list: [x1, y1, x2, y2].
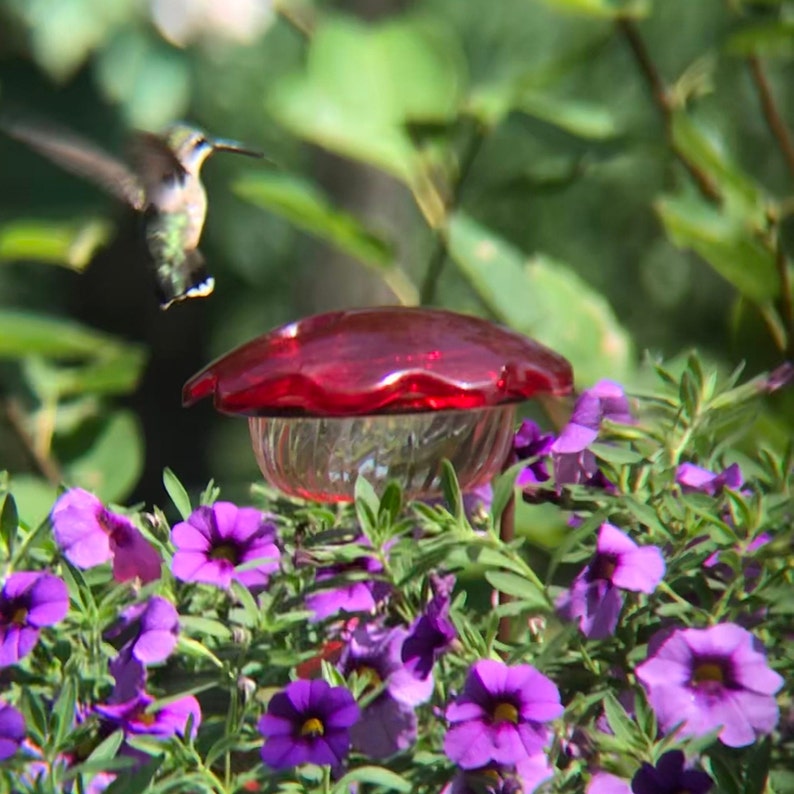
[551, 380, 631, 488]
[512, 420, 555, 489]
[340, 623, 433, 757]
[402, 575, 457, 679]
[306, 540, 390, 622]
[107, 597, 179, 665]
[556, 523, 665, 639]
[0, 702, 24, 760]
[444, 754, 553, 793]
[676, 462, 742, 496]
[631, 750, 712, 794]
[444, 659, 563, 769]
[0, 572, 69, 667]
[258, 679, 360, 769]
[635, 623, 783, 747]
[171, 502, 280, 590]
[51, 489, 161, 584]
[588, 772, 631, 794]
[94, 691, 201, 739]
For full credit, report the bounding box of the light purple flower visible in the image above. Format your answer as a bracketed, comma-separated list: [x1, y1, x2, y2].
[51, 488, 161, 584]
[556, 523, 665, 639]
[551, 380, 631, 488]
[444, 754, 554, 793]
[402, 574, 457, 680]
[171, 502, 280, 590]
[635, 623, 783, 747]
[631, 750, 713, 794]
[107, 597, 179, 665]
[588, 772, 632, 794]
[0, 702, 25, 760]
[339, 623, 433, 757]
[306, 539, 390, 622]
[676, 463, 742, 496]
[94, 691, 201, 739]
[444, 659, 563, 769]
[0, 572, 69, 667]
[258, 679, 360, 769]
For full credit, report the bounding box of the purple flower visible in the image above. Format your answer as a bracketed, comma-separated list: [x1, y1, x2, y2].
[513, 420, 555, 489]
[171, 502, 280, 590]
[631, 750, 713, 794]
[306, 539, 390, 622]
[106, 597, 179, 665]
[444, 659, 563, 769]
[340, 623, 433, 757]
[51, 489, 161, 584]
[676, 463, 742, 496]
[635, 623, 783, 747]
[556, 523, 665, 639]
[444, 754, 553, 793]
[94, 691, 201, 739]
[0, 702, 25, 760]
[588, 772, 632, 794]
[258, 679, 360, 769]
[0, 572, 69, 667]
[551, 380, 631, 488]
[402, 574, 457, 679]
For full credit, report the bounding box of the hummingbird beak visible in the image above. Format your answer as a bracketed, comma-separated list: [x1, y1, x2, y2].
[211, 137, 265, 159]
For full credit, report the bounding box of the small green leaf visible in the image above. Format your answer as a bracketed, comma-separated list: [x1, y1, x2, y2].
[484, 570, 547, 607]
[518, 92, 619, 139]
[0, 218, 111, 269]
[727, 21, 794, 58]
[602, 692, 640, 748]
[50, 676, 77, 752]
[440, 460, 464, 521]
[163, 467, 192, 521]
[0, 493, 19, 556]
[179, 616, 232, 641]
[333, 765, 412, 793]
[588, 443, 644, 465]
[355, 476, 380, 540]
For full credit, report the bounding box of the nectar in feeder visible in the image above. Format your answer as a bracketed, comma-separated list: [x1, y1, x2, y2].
[183, 307, 573, 503]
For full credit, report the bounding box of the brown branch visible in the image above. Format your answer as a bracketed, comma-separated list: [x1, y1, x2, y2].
[748, 55, 794, 181]
[775, 237, 794, 356]
[3, 399, 62, 486]
[617, 19, 721, 203]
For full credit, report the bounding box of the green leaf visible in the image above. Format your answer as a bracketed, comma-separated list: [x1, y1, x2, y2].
[235, 173, 392, 267]
[103, 754, 163, 794]
[9, 475, 59, 530]
[65, 411, 144, 502]
[179, 616, 232, 641]
[539, 0, 649, 17]
[655, 193, 779, 304]
[355, 475, 380, 540]
[440, 460, 464, 521]
[727, 21, 794, 58]
[0, 311, 132, 360]
[446, 212, 633, 383]
[484, 570, 547, 608]
[518, 92, 619, 139]
[53, 345, 147, 397]
[0, 217, 111, 269]
[50, 676, 77, 752]
[588, 442, 644, 465]
[163, 467, 192, 521]
[0, 493, 19, 556]
[602, 691, 640, 748]
[333, 765, 412, 793]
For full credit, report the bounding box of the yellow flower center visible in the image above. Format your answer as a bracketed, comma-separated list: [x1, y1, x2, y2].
[12, 607, 28, 625]
[209, 544, 238, 563]
[136, 711, 157, 726]
[357, 665, 382, 692]
[300, 717, 325, 737]
[492, 702, 519, 725]
[692, 662, 724, 686]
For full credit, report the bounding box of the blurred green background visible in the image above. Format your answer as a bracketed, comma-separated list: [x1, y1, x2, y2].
[1, 0, 792, 523]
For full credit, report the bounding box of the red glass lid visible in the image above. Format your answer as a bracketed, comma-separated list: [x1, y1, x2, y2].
[183, 307, 573, 417]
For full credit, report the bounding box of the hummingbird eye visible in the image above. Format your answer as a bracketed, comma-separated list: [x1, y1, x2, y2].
[193, 136, 208, 150]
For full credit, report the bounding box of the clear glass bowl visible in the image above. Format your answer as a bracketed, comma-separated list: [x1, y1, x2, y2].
[249, 405, 517, 503]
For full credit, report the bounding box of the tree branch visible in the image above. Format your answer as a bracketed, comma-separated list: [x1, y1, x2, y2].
[3, 399, 62, 486]
[617, 19, 721, 203]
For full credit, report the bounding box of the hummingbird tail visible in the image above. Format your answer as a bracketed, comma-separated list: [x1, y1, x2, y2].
[154, 248, 215, 310]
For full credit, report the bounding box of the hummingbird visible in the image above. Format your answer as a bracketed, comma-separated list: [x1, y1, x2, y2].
[0, 118, 263, 308]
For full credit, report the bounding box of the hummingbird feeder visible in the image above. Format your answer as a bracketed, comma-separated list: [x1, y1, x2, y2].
[183, 307, 573, 503]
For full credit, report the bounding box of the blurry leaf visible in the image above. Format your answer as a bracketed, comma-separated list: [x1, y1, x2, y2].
[0, 493, 18, 557]
[163, 467, 192, 521]
[655, 194, 779, 304]
[440, 460, 464, 521]
[539, 0, 649, 17]
[727, 21, 794, 58]
[355, 476, 380, 539]
[269, 15, 464, 181]
[602, 692, 641, 748]
[179, 616, 232, 641]
[484, 570, 547, 607]
[589, 443, 644, 465]
[446, 212, 633, 383]
[65, 411, 143, 502]
[9, 474, 58, 529]
[234, 172, 393, 267]
[517, 92, 619, 139]
[102, 754, 162, 794]
[54, 346, 147, 397]
[333, 766, 411, 793]
[670, 114, 764, 213]
[0, 218, 111, 269]
[0, 311, 133, 361]
[50, 676, 77, 751]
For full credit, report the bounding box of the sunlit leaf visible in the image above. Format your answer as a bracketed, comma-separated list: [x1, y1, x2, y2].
[446, 212, 633, 383]
[0, 218, 111, 270]
[539, 0, 649, 18]
[727, 21, 794, 58]
[517, 92, 619, 139]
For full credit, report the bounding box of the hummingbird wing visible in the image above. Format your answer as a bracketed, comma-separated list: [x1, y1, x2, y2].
[0, 117, 147, 210]
[128, 132, 188, 196]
